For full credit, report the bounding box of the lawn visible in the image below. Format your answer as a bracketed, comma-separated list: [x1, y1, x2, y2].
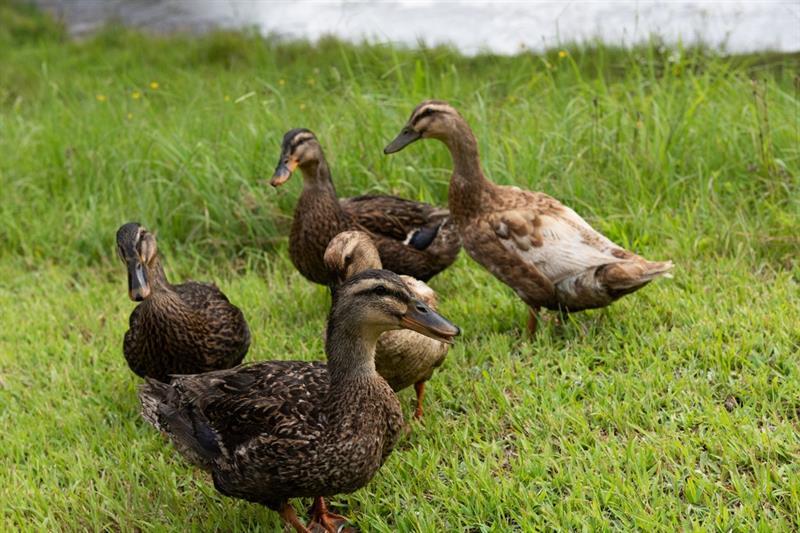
[1, 3, 799, 531]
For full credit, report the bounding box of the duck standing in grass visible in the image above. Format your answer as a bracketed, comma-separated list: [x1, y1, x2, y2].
[384, 101, 673, 333]
[116, 222, 250, 381]
[269, 128, 461, 285]
[138, 270, 460, 532]
[324, 230, 452, 419]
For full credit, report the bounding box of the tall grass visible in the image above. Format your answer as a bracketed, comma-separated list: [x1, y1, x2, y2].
[1, 3, 799, 531]
[1, 7, 797, 269]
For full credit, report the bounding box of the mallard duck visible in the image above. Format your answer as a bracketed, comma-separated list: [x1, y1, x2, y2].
[116, 222, 250, 381]
[324, 230, 451, 419]
[138, 269, 460, 532]
[384, 101, 673, 333]
[269, 128, 461, 285]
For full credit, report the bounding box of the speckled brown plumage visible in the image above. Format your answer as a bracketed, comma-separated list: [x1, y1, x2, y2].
[117, 223, 250, 382]
[324, 231, 450, 418]
[385, 101, 673, 331]
[270, 129, 461, 285]
[374, 276, 448, 393]
[138, 270, 459, 532]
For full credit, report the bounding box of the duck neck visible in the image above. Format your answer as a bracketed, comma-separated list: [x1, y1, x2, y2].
[324, 319, 382, 397]
[439, 118, 493, 218]
[299, 159, 340, 208]
[141, 258, 181, 311]
[145, 257, 172, 295]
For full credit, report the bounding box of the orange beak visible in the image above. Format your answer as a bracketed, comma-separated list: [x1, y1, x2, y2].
[270, 158, 298, 187]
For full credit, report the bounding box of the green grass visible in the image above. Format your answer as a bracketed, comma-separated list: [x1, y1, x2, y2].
[1, 3, 799, 531]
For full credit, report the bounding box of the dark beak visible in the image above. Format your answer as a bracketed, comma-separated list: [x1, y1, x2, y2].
[400, 298, 460, 344]
[384, 128, 422, 154]
[270, 158, 297, 187]
[127, 259, 150, 301]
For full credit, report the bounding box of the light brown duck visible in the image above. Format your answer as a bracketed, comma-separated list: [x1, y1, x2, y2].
[324, 231, 452, 419]
[385, 101, 673, 333]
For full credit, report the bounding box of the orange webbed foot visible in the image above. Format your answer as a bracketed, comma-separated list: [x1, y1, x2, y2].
[413, 381, 427, 420]
[307, 497, 353, 533]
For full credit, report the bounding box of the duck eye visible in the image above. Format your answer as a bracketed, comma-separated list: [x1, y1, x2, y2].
[372, 286, 391, 297]
[417, 108, 437, 121]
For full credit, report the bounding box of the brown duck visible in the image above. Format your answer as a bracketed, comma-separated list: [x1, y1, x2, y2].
[116, 222, 250, 381]
[138, 269, 460, 532]
[324, 231, 452, 419]
[269, 128, 461, 285]
[385, 101, 673, 333]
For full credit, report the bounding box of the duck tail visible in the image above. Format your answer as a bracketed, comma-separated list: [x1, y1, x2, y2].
[138, 378, 221, 469]
[600, 259, 674, 293]
[138, 378, 174, 431]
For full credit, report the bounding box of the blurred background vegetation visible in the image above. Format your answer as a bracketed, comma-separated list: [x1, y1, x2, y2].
[1, 0, 797, 271]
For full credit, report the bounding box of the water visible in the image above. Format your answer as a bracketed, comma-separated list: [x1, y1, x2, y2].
[36, 1, 800, 54]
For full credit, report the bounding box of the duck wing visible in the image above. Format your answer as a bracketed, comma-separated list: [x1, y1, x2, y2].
[173, 281, 251, 365]
[367, 236, 452, 282]
[491, 203, 623, 282]
[341, 194, 450, 250]
[462, 213, 558, 309]
[478, 188, 672, 309]
[138, 361, 328, 467]
[173, 281, 229, 308]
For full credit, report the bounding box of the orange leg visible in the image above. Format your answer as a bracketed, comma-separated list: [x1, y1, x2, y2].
[527, 307, 540, 336]
[279, 502, 312, 533]
[413, 381, 427, 420]
[307, 496, 350, 533]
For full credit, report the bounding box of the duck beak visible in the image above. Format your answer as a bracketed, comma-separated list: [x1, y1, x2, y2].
[270, 158, 298, 187]
[127, 260, 150, 301]
[400, 298, 460, 344]
[384, 128, 421, 154]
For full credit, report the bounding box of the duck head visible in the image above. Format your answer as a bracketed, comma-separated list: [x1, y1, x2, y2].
[116, 222, 158, 301]
[270, 128, 326, 187]
[329, 269, 460, 346]
[323, 231, 382, 286]
[384, 100, 462, 153]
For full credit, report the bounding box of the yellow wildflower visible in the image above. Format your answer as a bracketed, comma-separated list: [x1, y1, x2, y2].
[558, 50, 568, 59]
[131, 90, 141, 100]
[307, 78, 316, 86]
[278, 79, 286, 86]
[224, 95, 231, 102]
[127, 113, 133, 120]
[149, 81, 159, 90]
[299, 103, 307, 111]
[95, 94, 107, 102]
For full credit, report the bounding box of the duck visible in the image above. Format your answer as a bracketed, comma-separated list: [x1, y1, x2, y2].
[116, 222, 250, 381]
[324, 231, 451, 419]
[138, 269, 460, 532]
[269, 128, 461, 285]
[384, 101, 673, 333]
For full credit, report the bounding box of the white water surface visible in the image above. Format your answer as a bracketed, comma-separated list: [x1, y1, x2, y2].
[38, 1, 800, 54]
